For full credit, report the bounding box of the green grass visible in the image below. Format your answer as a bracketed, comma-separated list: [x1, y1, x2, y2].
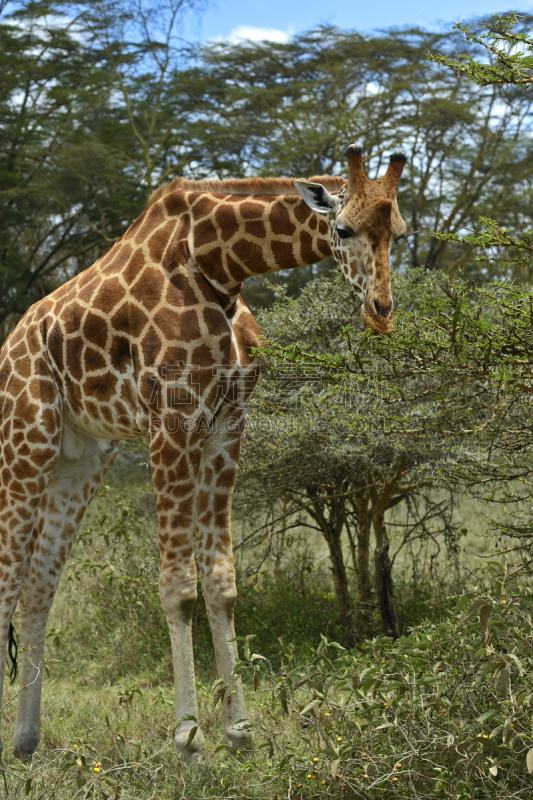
[3, 570, 532, 799]
[1, 446, 514, 799]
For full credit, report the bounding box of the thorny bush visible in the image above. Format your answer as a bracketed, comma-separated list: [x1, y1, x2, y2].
[229, 562, 533, 799]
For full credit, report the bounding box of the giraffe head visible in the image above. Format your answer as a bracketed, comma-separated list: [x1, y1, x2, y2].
[295, 145, 407, 336]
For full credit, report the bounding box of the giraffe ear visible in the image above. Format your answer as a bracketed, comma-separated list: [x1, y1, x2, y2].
[294, 181, 340, 217]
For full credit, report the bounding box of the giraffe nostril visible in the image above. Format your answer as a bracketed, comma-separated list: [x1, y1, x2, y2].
[373, 300, 392, 318]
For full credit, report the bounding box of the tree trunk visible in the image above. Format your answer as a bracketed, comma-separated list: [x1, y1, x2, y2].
[342, 500, 358, 585]
[371, 498, 399, 640]
[307, 491, 356, 647]
[353, 492, 374, 639]
[274, 498, 289, 582]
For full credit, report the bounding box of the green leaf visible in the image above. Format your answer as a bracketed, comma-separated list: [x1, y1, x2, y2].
[184, 726, 198, 748]
[508, 654, 524, 675]
[75, 770, 87, 789]
[461, 599, 486, 623]
[479, 710, 498, 724]
[479, 603, 492, 634]
[300, 698, 321, 716]
[496, 668, 510, 699]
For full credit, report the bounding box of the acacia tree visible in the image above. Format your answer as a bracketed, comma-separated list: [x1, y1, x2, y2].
[429, 14, 533, 284]
[72, 0, 211, 199]
[238, 247, 533, 642]
[374, 279, 533, 552]
[424, 15, 533, 558]
[4, 12, 533, 331]
[0, 1, 125, 327]
[431, 13, 533, 87]
[237, 272, 460, 645]
[0, 0, 206, 334]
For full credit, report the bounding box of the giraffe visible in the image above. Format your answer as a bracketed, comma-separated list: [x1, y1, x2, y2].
[0, 145, 406, 762]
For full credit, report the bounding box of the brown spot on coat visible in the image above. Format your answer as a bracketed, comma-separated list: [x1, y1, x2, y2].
[141, 326, 163, 366]
[300, 230, 316, 263]
[153, 308, 200, 343]
[111, 303, 149, 338]
[84, 347, 107, 373]
[202, 308, 229, 337]
[148, 220, 177, 262]
[239, 201, 265, 220]
[168, 271, 200, 306]
[84, 373, 118, 401]
[215, 205, 240, 242]
[271, 202, 296, 236]
[130, 268, 165, 311]
[271, 240, 299, 269]
[232, 239, 269, 273]
[82, 312, 109, 350]
[244, 219, 267, 239]
[93, 278, 127, 314]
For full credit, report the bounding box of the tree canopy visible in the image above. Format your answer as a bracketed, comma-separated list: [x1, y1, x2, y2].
[2, 4, 533, 335]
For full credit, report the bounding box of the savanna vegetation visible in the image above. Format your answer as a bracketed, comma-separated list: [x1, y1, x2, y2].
[2, 1, 533, 798]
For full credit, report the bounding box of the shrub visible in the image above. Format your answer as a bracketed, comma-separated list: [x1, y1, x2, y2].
[230, 562, 533, 799]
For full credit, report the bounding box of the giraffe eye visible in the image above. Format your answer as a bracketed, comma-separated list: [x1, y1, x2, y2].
[336, 227, 353, 240]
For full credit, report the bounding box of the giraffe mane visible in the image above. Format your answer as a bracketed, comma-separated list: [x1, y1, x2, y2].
[148, 175, 347, 207]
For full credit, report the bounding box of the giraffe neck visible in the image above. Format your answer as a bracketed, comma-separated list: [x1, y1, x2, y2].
[183, 191, 333, 294]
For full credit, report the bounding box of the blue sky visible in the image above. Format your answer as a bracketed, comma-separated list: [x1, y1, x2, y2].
[185, 1, 530, 42]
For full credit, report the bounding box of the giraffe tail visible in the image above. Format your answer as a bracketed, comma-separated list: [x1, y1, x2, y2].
[6, 623, 18, 683]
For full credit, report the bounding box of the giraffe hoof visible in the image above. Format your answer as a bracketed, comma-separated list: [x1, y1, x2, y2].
[13, 729, 39, 761]
[174, 722, 206, 763]
[223, 727, 253, 758]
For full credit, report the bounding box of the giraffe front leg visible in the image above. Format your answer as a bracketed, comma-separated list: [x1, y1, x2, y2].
[200, 548, 252, 757]
[150, 426, 206, 762]
[196, 424, 252, 757]
[159, 557, 206, 762]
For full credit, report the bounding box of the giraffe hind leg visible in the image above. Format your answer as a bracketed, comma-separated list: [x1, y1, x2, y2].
[12, 429, 118, 759]
[0, 386, 62, 758]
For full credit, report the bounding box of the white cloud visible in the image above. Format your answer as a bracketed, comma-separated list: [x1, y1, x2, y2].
[227, 25, 292, 44]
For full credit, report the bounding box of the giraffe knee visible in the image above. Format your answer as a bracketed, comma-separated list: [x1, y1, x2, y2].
[205, 581, 237, 615]
[159, 577, 197, 621]
[221, 587, 237, 615]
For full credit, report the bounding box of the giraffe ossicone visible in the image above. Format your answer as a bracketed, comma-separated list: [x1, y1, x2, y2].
[0, 146, 406, 763]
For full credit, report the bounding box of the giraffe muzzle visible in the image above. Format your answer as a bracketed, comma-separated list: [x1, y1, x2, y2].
[373, 299, 392, 318]
[361, 298, 393, 336]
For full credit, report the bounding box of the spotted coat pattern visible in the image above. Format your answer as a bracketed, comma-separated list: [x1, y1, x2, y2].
[0, 148, 406, 762]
